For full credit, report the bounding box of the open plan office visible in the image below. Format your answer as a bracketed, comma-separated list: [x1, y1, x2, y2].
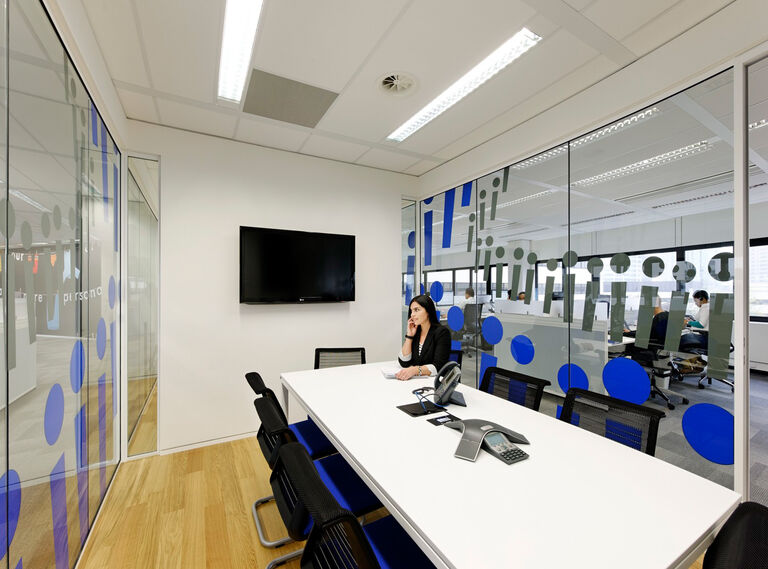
[3, 0, 768, 568]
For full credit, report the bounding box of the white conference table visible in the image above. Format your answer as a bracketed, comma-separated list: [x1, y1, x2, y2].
[280, 362, 740, 569]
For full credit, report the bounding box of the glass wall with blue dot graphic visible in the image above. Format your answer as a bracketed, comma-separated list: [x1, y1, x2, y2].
[1, 1, 122, 567]
[402, 200, 417, 340]
[415, 68, 752, 492]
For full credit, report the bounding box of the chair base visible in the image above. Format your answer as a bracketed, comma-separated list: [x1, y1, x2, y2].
[253, 495, 293, 549]
[266, 548, 303, 569]
[698, 374, 734, 392]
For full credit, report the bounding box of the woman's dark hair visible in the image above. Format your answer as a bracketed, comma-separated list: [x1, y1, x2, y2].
[408, 294, 439, 326]
[693, 289, 709, 301]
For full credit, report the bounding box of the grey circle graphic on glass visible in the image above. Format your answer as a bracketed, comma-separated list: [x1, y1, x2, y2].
[21, 221, 32, 250]
[546, 258, 558, 271]
[469, 213, 476, 222]
[587, 257, 603, 277]
[513, 247, 524, 260]
[476, 237, 482, 246]
[610, 253, 630, 274]
[41, 213, 51, 238]
[708, 252, 734, 282]
[69, 207, 76, 229]
[53, 205, 62, 230]
[485, 236, 493, 247]
[673, 261, 696, 283]
[80, 109, 86, 126]
[492, 177, 500, 188]
[563, 250, 578, 268]
[527, 252, 538, 265]
[495, 246, 505, 259]
[0, 199, 16, 238]
[480, 189, 487, 199]
[642, 256, 665, 278]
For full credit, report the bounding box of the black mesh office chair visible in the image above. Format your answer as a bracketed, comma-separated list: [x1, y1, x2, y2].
[703, 501, 768, 569]
[274, 442, 436, 569]
[460, 303, 482, 357]
[448, 349, 463, 368]
[314, 347, 366, 369]
[559, 388, 666, 456]
[478, 366, 550, 412]
[673, 331, 734, 392]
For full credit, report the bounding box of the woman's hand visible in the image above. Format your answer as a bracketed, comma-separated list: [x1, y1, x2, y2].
[395, 366, 418, 381]
[406, 318, 418, 338]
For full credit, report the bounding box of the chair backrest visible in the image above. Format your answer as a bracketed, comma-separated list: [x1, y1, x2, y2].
[463, 304, 482, 332]
[270, 442, 316, 542]
[650, 311, 669, 343]
[245, 371, 267, 395]
[559, 388, 665, 456]
[271, 443, 381, 569]
[479, 366, 551, 411]
[253, 396, 296, 468]
[314, 348, 366, 370]
[703, 501, 768, 569]
[448, 349, 463, 368]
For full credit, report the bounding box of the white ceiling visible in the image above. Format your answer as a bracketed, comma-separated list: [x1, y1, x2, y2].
[78, 0, 737, 175]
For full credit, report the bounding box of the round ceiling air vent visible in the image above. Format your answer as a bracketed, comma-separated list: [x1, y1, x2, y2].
[379, 72, 416, 95]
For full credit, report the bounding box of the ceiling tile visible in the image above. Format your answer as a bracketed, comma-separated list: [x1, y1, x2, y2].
[82, 0, 151, 87]
[234, 117, 310, 152]
[253, 0, 410, 92]
[300, 134, 369, 162]
[582, 0, 678, 41]
[135, 0, 223, 103]
[563, 0, 598, 11]
[9, 89, 84, 158]
[15, 0, 69, 63]
[118, 89, 159, 122]
[156, 99, 238, 138]
[404, 160, 442, 176]
[10, 0, 49, 61]
[355, 148, 419, 172]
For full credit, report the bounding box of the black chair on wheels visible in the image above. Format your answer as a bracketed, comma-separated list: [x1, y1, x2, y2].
[559, 388, 666, 456]
[460, 303, 483, 358]
[314, 347, 366, 369]
[478, 366, 551, 412]
[673, 331, 734, 392]
[703, 501, 768, 569]
[276, 441, 436, 569]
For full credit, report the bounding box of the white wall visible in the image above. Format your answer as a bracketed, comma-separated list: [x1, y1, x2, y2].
[126, 120, 416, 451]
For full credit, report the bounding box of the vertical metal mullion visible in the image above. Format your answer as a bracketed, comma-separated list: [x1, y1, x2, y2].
[3, 0, 9, 565]
[734, 61, 749, 499]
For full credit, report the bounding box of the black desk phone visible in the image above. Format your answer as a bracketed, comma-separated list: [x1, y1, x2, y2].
[482, 431, 529, 465]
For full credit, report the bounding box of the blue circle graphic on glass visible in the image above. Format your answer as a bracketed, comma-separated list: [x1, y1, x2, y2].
[44, 384, 65, 445]
[70, 340, 85, 393]
[682, 404, 734, 465]
[420, 283, 425, 295]
[407, 231, 415, 249]
[0, 470, 22, 551]
[602, 358, 650, 404]
[447, 306, 464, 331]
[481, 316, 503, 345]
[557, 364, 589, 393]
[108, 275, 116, 308]
[404, 284, 413, 306]
[430, 281, 444, 302]
[424, 197, 434, 205]
[510, 335, 535, 364]
[97, 318, 107, 360]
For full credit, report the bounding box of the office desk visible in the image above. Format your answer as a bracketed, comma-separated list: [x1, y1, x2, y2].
[281, 362, 739, 569]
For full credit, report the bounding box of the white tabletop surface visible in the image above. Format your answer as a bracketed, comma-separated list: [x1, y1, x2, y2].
[281, 362, 740, 569]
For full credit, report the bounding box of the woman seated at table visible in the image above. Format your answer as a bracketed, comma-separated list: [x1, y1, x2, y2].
[396, 294, 451, 380]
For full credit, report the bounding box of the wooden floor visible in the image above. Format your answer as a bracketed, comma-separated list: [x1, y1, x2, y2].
[77, 436, 706, 569]
[127, 380, 157, 456]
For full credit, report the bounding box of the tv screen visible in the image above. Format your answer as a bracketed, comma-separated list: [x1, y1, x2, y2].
[240, 226, 355, 304]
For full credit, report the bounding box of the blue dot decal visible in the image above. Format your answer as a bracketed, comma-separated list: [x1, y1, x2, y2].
[447, 306, 464, 331]
[482, 316, 503, 345]
[0, 470, 22, 552]
[430, 281, 444, 302]
[420, 283, 425, 295]
[510, 335, 534, 364]
[424, 197, 434, 205]
[683, 404, 734, 465]
[407, 231, 415, 249]
[602, 358, 650, 405]
[108, 276, 116, 308]
[404, 284, 413, 306]
[557, 364, 589, 393]
[97, 318, 107, 360]
[70, 340, 84, 393]
[44, 384, 65, 445]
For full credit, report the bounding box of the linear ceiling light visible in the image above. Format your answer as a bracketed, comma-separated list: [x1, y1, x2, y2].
[387, 27, 541, 142]
[750, 118, 768, 131]
[10, 189, 50, 212]
[217, 0, 264, 102]
[570, 141, 713, 188]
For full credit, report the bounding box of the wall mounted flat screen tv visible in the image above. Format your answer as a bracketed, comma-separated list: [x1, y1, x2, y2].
[240, 226, 355, 304]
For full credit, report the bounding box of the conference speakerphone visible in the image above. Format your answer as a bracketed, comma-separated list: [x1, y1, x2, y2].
[444, 419, 529, 464]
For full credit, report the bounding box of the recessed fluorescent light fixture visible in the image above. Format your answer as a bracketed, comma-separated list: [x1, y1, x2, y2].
[387, 27, 541, 142]
[217, 0, 264, 102]
[10, 189, 50, 212]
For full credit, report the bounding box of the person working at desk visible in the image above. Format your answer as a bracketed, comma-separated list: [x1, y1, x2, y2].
[683, 289, 709, 350]
[517, 291, 525, 301]
[396, 294, 451, 380]
[456, 287, 474, 309]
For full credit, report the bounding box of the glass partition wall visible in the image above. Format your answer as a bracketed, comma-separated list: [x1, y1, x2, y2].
[417, 69, 739, 489]
[0, 1, 122, 567]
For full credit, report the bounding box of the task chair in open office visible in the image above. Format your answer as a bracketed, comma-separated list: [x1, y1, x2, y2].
[479, 366, 550, 412]
[314, 347, 366, 369]
[255, 400, 382, 568]
[673, 331, 734, 392]
[276, 441, 437, 569]
[460, 303, 483, 358]
[559, 388, 666, 456]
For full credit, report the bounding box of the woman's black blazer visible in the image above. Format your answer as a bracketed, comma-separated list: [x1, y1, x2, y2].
[398, 323, 451, 372]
